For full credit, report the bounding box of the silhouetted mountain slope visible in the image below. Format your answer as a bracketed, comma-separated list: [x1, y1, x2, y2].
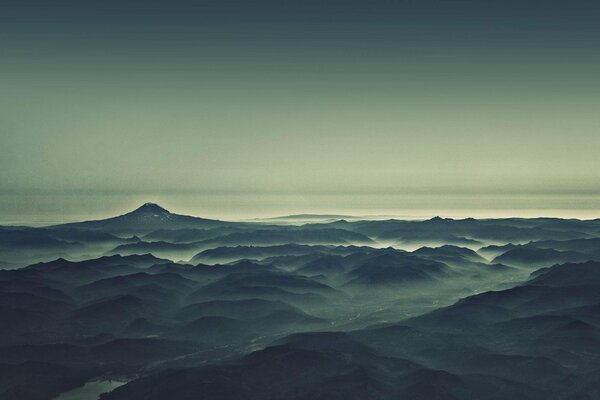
[190, 244, 334, 264]
[530, 237, 600, 256]
[539, 303, 600, 327]
[0, 228, 88, 268]
[143, 228, 221, 243]
[333, 217, 596, 244]
[106, 240, 199, 258]
[187, 269, 339, 306]
[477, 243, 520, 259]
[175, 299, 308, 323]
[74, 272, 196, 303]
[482, 238, 600, 262]
[197, 270, 336, 294]
[529, 261, 600, 287]
[296, 255, 347, 277]
[0, 225, 150, 268]
[198, 228, 374, 247]
[25, 253, 169, 271]
[53, 203, 231, 233]
[69, 294, 162, 334]
[171, 299, 325, 342]
[0, 228, 82, 250]
[414, 245, 486, 264]
[492, 246, 590, 268]
[346, 252, 449, 286]
[17, 259, 140, 286]
[379, 230, 483, 247]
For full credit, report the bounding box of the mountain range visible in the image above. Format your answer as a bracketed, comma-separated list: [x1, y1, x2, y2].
[1, 204, 600, 399]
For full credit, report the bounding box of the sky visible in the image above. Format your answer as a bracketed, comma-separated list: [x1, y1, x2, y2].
[1, 0, 600, 223]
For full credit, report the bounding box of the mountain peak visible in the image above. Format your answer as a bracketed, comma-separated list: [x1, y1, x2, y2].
[132, 203, 170, 214]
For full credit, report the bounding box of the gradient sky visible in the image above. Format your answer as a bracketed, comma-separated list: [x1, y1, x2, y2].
[1, 0, 600, 222]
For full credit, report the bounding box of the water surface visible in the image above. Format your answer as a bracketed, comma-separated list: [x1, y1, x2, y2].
[53, 379, 128, 400]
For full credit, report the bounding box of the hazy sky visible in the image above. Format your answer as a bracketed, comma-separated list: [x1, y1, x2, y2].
[1, 0, 600, 221]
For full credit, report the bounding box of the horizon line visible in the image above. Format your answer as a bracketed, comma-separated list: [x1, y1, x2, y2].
[2, 203, 600, 228]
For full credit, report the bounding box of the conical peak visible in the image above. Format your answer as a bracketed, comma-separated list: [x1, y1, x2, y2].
[133, 203, 170, 214]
